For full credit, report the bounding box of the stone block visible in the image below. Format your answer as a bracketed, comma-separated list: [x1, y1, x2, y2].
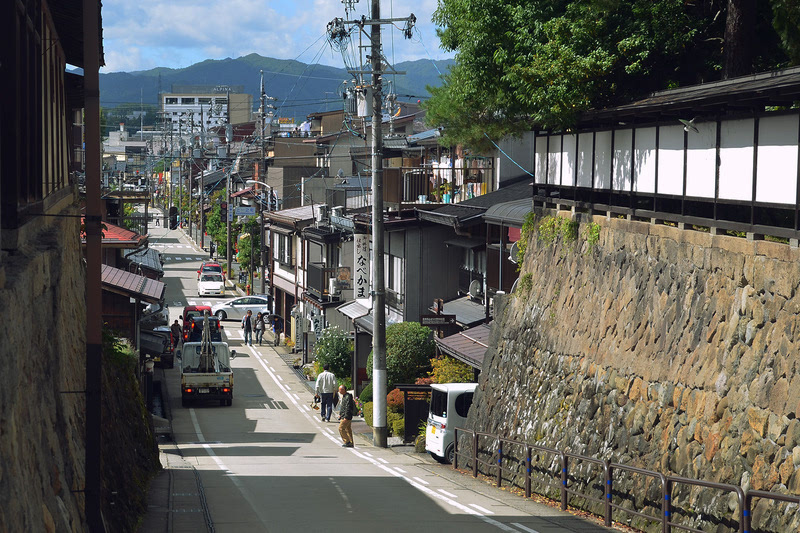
[747, 408, 769, 437]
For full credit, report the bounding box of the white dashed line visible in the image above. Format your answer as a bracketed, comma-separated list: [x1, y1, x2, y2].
[378, 458, 389, 464]
[293, 394, 301, 401]
[361, 451, 373, 458]
[412, 476, 429, 486]
[438, 489, 457, 499]
[469, 504, 493, 515]
[394, 467, 406, 473]
[277, 375, 283, 381]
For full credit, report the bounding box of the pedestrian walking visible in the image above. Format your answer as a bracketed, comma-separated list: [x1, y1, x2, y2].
[170, 319, 182, 348]
[242, 310, 253, 345]
[155, 215, 160, 227]
[273, 316, 283, 346]
[337, 385, 355, 447]
[314, 364, 337, 422]
[254, 312, 265, 346]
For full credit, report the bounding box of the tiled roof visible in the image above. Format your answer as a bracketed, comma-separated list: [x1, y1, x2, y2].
[101, 264, 165, 303]
[81, 219, 145, 248]
[435, 323, 492, 369]
[125, 248, 164, 275]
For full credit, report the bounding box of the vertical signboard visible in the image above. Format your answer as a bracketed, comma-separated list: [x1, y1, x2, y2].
[354, 234, 370, 302]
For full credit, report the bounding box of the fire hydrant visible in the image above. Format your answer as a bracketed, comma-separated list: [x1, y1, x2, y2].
[246, 284, 251, 295]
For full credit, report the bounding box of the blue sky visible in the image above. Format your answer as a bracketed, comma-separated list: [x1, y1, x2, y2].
[101, 0, 452, 73]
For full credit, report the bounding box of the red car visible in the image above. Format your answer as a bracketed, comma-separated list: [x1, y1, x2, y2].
[182, 305, 212, 342]
[197, 261, 223, 280]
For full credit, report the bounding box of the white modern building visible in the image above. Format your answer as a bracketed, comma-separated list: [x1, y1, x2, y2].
[161, 84, 253, 133]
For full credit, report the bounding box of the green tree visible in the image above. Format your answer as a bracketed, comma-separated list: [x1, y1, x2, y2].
[427, 0, 792, 148]
[430, 356, 474, 384]
[367, 322, 436, 388]
[314, 326, 353, 379]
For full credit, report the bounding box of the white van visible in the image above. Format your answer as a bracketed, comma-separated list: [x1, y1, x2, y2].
[425, 383, 477, 463]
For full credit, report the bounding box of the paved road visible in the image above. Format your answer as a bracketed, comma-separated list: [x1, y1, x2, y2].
[140, 221, 612, 533]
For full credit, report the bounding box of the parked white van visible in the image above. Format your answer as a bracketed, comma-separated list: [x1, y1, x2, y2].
[425, 383, 477, 463]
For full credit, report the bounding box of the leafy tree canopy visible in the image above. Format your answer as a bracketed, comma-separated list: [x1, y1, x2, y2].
[314, 326, 353, 379]
[426, 0, 795, 150]
[367, 322, 436, 388]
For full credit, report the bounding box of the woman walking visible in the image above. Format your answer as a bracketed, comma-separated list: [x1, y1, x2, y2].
[254, 312, 265, 346]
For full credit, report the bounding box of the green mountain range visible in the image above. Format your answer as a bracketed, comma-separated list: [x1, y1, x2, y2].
[99, 53, 453, 120]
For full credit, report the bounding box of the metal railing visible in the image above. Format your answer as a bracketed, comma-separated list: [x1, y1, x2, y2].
[453, 427, 799, 532]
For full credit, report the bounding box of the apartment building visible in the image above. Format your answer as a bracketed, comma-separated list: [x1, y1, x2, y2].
[161, 84, 253, 133]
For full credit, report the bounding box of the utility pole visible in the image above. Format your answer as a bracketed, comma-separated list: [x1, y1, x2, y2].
[226, 90, 233, 286]
[327, 0, 415, 448]
[369, 0, 388, 448]
[188, 113, 193, 238]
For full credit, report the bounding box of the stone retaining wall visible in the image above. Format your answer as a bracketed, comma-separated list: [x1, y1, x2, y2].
[469, 213, 800, 532]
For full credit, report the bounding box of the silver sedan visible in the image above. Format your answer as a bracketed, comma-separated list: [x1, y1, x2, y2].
[210, 295, 270, 321]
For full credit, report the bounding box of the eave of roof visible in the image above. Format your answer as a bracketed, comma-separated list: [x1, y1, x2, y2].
[101, 265, 165, 304]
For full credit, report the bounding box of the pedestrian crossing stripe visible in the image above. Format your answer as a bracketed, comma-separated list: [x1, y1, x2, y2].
[264, 399, 288, 410]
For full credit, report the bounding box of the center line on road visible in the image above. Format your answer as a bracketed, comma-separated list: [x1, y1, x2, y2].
[510, 523, 541, 533]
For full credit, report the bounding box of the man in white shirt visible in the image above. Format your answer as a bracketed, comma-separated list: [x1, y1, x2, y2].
[314, 364, 338, 422]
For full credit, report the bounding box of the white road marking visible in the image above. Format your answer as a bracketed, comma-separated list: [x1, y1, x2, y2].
[293, 394, 301, 401]
[361, 451, 373, 457]
[469, 504, 493, 515]
[246, 345, 519, 532]
[303, 405, 311, 412]
[438, 489, 457, 499]
[284, 385, 291, 391]
[330, 478, 352, 513]
[378, 458, 389, 464]
[510, 524, 541, 533]
[269, 367, 275, 372]
[276, 375, 283, 381]
[412, 476, 429, 485]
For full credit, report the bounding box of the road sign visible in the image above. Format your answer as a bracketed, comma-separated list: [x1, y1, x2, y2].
[420, 314, 457, 326]
[234, 206, 256, 216]
[227, 210, 233, 222]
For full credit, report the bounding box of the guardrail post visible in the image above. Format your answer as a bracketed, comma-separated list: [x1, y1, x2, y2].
[525, 446, 531, 499]
[473, 432, 479, 478]
[453, 428, 459, 470]
[497, 439, 503, 487]
[663, 476, 670, 533]
[604, 460, 612, 527]
[560, 452, 568, 511]
[734, 487, 745, 533]
[744, 493, 751, 533]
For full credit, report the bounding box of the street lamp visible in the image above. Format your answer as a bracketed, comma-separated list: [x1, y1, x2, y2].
[245, 179, 271, 295]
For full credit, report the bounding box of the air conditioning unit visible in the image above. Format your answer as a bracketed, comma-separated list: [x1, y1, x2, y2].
[468, 280, 483, 300]
[328, 278, 341, 299]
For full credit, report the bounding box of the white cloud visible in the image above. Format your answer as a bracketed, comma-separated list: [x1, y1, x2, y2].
[100, 0, 450, 73]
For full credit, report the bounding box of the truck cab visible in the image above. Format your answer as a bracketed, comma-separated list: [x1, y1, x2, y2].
[425, 383, 477, 464]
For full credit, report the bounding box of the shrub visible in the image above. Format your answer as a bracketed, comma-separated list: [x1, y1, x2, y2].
[387, 411, 404, 437]
[313, 326, 353, 378]
[367, 322, 435, 388]
[430, 356, 474, 384]
[415, 376, 434, 385]
[362, 402, 373, 427]
[387, 388, 404, 413]
[359, 383, 373, 403]
[390, 414, 405, 438]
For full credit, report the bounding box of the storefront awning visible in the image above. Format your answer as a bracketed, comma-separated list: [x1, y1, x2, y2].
[444, 236, 485, 250]
[435, 323, 491, 369]
[337, 300, 371, 320]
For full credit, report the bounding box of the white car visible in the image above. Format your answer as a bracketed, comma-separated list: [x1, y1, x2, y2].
[211, 295, 271, 320]
[198, 273, 225, 297]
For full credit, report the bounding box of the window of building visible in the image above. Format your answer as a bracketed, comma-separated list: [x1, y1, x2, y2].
[384, 254, 404, 308]
[165, 97, 178, 104]
[181, 97, 195, 104]
[273, 233, 294, 267]
[198, 97, 212, 104]
[214, 98, 228, 105]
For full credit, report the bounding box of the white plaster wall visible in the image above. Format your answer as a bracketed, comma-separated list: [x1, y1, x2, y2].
[756, 115, 798, 205]
[577, 132, 594, 188]
[562, 134, 577, 186]
[686, 121, 717, 199]
[634, 127, 657, 193]
[658, 125, 684, 195]
[535, 136, 548, 184]
[719, 118, 755, 202]
[613, 129, 633, 191]
[595, 131, 612, 189]
[548, 136, 562, 185]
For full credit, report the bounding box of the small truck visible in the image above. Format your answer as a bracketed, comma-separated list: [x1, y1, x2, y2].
[180, 313, 237, 407]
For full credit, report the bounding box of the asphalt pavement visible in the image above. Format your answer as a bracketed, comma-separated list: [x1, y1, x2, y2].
[137, 215, 614, 533]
